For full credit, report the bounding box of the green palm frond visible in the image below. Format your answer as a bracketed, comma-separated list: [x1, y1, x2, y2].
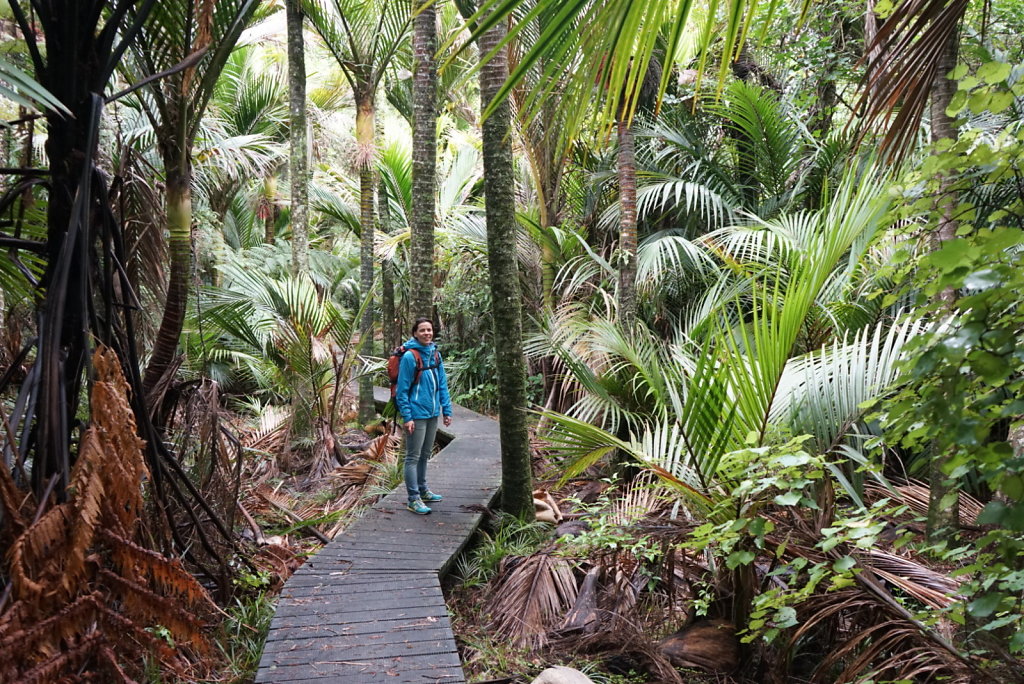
[0, 56, 69, 115]
[310, 183, 361, 236]
[715, 80, 805, 207]
[771, 316, 927, 454]
[633, 174, 736, 231]
[302, 0, 410, 92]
[125, 0, 262, 139]
[635, 233, 717, 297]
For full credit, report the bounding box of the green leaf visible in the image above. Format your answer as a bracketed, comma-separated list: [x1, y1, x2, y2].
[968, 92, 992, 115]
[977, 61, 1011, 85]
[947, 90, 968, 116]
[928, 239, 972, 271]
[727, 550, 756, 569]
[988, 92, 1014, 114]
[967, 592, 1002, 618]
[833, 555, 856, 572]
[774, 491, 802, 506]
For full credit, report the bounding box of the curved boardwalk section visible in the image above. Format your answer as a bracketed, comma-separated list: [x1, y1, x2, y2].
[256, 388, 501, 683]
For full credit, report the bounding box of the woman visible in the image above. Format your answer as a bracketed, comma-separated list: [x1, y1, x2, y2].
[394, 317, 453, 514]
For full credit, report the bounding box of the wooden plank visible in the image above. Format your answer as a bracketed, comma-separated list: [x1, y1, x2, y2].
[269, 604, 446, 631]
[260, 638, 458, 668]
[256, 392, 498, 684]
[257, 657, 463, 683]
[273, 593, 446, 620]
[264, 612, 454, 644]
[261, 625, 456, 660]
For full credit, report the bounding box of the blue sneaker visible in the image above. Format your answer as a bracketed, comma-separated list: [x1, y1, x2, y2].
[407, 498, 431, 515]
[420, 490, 443, 502]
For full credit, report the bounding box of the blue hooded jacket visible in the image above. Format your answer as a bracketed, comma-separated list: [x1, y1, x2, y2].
[394, 337, 452, 422]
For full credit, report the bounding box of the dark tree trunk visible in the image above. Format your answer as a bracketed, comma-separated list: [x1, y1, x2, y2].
[478, 19, 534, 520]
[410, 0, 437, 320]
[287, 0, 309, 274]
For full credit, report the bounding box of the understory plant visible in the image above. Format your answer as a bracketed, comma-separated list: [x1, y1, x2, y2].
[877, 227, 1024, 672]
[522, 164, 1000, 680]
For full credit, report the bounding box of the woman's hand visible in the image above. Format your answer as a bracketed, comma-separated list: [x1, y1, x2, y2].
[443, 415, 452, 427]
[405, 420, 415, 434]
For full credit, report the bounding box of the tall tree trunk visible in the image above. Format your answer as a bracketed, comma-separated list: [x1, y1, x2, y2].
[286, 0, 309, 274]
[478, 18, 534, 519]
[144, 162, 192, 397]
[410, 0, 437, 320]
[356, 92, 376, 422]
[378, 175, 399, 348]
[927, 30, 961, 541]
[809, 7, 842, 140]
[616, 118, 638, 327]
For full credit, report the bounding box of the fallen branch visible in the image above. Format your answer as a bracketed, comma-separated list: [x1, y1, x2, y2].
[257, 492, 330, 544]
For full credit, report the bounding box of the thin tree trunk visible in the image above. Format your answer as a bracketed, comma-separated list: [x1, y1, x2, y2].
[378, 176, 398, 348]
[410, 0, 437, 320]
[926, 30, 960, 541]
[616, 118, 638, 327]
[356, 93, 376, 423]
[263, 174, 277, 245]
[144, 164, 192, 396]
[478, 19, 534, 520]
[287, 0, 309, 274]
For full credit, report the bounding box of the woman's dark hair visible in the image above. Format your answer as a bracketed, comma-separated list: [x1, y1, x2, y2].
[411, 317, 433, 334]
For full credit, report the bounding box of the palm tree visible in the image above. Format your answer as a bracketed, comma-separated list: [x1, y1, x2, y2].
[122, 0, 260, 398]
[304, 0, 410, 422]
[455, 2, 534, 517]
[535, 166, 902, 501]
[287, 0, 310, 274]
[411, 0, 438, 320]
[6, 0, 159, 496]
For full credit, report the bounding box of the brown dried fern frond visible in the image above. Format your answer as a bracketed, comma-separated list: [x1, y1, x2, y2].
[101, 528, 218, 611]
[0, 458, 30, 537]
[0, 347, 216, 681]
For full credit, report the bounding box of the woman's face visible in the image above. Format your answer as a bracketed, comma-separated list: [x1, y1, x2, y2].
[413, 322, 434, 346]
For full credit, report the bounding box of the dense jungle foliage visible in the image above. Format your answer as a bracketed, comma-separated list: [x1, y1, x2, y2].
[0, 0, 1023, 682]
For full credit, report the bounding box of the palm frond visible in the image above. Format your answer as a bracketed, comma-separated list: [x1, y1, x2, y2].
[771, 316, 927, 454]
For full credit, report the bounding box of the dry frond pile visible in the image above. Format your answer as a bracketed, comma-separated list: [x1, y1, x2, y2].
[485, 552, 579, 649]
[0, 348, 217, 683]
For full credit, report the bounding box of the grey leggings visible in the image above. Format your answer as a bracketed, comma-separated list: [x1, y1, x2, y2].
[404, 416, 439, 499]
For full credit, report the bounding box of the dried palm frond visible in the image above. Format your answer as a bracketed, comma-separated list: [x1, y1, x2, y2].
[330, 460, 374, 487]
[863, 549, 960, 609]
[308, 419, 338, 481]
[855, 0, 969, 160]
[553, 624, 685, 684]
[610, 470, 666, 525]
[244, 404, 290, 450]
[355, 431, 399, 462]
[485, 552, 579, 648]
[865, 479, 984, 525]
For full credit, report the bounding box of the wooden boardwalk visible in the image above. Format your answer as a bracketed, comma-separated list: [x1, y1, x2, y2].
[256, 387, 501, 683]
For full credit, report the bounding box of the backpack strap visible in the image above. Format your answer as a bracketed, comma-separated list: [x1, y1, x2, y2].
[409, 349, 424, 386]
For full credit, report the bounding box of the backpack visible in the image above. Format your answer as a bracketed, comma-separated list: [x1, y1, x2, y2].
[387, 345, 440, 399]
